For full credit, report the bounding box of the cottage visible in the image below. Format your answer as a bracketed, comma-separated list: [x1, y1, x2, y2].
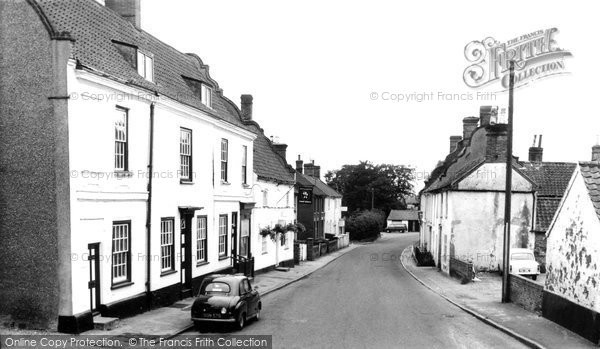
[543, 146, 600, 344]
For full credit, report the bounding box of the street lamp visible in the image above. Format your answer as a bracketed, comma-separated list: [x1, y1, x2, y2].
[502, 60, 515, 303]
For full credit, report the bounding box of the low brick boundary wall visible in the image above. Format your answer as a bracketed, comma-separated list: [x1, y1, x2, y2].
[449, 257, 474, 282]
[509, 274, 543, 313]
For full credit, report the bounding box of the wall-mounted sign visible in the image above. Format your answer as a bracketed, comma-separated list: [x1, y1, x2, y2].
[298, 187, 313, 204]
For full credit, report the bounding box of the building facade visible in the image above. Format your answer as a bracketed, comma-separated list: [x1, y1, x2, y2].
[0, 0, 259, 333]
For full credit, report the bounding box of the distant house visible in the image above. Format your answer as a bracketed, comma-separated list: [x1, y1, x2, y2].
[544, 147, 600, 344]
[387, 210, 420, 232]
[405, 196, 420, 210]
[294, 157, 343, 240]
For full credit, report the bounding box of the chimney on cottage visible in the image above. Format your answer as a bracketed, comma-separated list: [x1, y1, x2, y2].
[528, 135, 544, 163]
[480, 106, 498, 126]
[272, 143, 288, 162]
[462, 116, 479, 140]
[241, 94, 253, 121]
[485, 123, 509, 162]
[105, 0, 141, 28]
[304, 160, 321, 179]
[592, 144, 600, 162]
[449, 136, 462, 153]
[296, 155, 303, 174]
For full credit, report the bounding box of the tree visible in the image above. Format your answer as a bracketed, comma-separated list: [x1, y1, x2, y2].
[325, 161, 414, 215]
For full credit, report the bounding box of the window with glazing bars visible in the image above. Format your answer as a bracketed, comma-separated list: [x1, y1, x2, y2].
[112, 221, 130, 284]
[161, 218, 174, 272]
[114, 108, 128, 171]
[220, 139, 228, 182]
[180, 128, 192, 181]
[196, 216, 207, 263]
[218, 215, 227, 256]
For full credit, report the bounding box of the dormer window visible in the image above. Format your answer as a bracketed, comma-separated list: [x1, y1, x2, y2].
[137, 50, 154, 82]
[201, 84, 212, 108]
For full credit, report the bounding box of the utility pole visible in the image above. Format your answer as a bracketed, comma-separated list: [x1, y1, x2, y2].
[502, 60, 515, 303]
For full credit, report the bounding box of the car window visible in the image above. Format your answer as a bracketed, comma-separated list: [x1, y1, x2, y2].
[511, 253, 534, 261]
[240, 279, 251, 294]
[202, 282, 231, 296]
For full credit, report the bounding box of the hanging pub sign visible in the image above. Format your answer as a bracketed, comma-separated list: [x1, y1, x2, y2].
[298, 187, 313, 204]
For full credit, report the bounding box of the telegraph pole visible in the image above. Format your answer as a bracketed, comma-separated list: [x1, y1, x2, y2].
[502, 61, 515, 303]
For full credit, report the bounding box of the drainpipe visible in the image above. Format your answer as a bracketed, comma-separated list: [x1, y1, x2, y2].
[145, 102, 155, 307]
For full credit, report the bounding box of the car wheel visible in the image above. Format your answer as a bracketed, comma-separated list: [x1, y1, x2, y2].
[532, 275, 537, 281]
[236, 312, 246, 330]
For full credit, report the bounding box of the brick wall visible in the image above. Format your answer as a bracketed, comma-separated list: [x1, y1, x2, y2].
[510, 274, 543, 313]
[449, 257, 474, 282]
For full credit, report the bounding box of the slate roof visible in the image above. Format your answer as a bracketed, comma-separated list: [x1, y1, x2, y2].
[35, 0, 246, 128]
[520, 162, 577, 231]
[388, 210, 419, 221]
[295, 173, 342, 198]
[579, 161, 600, 222]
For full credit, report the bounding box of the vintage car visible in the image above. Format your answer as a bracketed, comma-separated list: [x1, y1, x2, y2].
[191, 274, 261, 330]
[509, 248, 540, 280]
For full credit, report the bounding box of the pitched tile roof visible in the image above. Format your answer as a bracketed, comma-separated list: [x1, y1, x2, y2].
[35, 0, 247, 129]
[388, 210, 419, 221]
[295, 173, 343, 197]
[520, 162, 577, 197]
[534, 197, 562, 231]
[249, 126, 295, 185]
[579, 161, 600, 222]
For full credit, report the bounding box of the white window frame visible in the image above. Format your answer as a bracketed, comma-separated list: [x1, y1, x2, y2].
[112, 221, 130, 284]
[114, 107, 128, 171]
[180, 128, 192, 181]
[218, 215, 227, 257]
[196, 216, 207, 263]
[160, 218, 175, 272]
[220, 139, 228, 182]
[137, 50, 154, 82]
[201, 84, 212, 108]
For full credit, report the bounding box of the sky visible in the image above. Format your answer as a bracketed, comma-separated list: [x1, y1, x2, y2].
[141, 0, 600, 192]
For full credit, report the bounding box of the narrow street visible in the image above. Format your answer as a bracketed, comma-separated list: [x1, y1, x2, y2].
[182, 234, 527, 348]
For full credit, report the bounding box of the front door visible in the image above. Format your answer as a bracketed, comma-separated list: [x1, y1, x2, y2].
[240, 212, 251, 258]
[231, 212, 238, 260]
[180, 215, 193, 298]
[87, 243, 101, 314]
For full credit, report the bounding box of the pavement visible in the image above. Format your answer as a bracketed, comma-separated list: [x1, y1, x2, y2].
[179, 233, 531, 348]
[84, 243, 358, 339]
[400, 242, 596, 349]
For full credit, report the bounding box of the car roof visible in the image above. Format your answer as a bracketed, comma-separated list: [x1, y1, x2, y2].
[204, 274, 246, 284]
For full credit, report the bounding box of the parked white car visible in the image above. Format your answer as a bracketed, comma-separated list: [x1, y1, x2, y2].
[509, 248, 540, 280]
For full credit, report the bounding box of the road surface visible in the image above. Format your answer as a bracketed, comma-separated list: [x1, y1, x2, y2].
[183, 233, 527, 349]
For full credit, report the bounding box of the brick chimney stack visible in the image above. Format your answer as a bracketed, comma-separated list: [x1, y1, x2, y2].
[449, 136, 462, 153]
[462, 116, 479, 140]
[241, 94, 253, 121]
[296, 155, 303, 174]
[485, 124, 509, 162]
[303, 160, 321, 179]
[528, 135, 544, 162]
[272, 143, 288, 162]
[592, 145, 600, 162]
[105, 0, 141, 28]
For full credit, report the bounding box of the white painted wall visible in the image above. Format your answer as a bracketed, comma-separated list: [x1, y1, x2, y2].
[251, 178, 295, 271]
[324, 197, 342, 236]
[66, 64, 255, 316]
[420, 163, 535, 273]
[545, 168, 600, 312]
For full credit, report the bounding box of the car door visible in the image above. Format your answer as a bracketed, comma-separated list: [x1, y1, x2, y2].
[240, 278, 257, 317]
[245, 278, 259, 316]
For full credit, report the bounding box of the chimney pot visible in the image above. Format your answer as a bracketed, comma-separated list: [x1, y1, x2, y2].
[449, 135, 462, 153]
[462, 116, 479, 140]
[241, 94, 253, 120]
[296, 155, 303, 173]
[592, 145, 600, 162]
[105, 0, 141, 28]
[480, 106, 498, 126]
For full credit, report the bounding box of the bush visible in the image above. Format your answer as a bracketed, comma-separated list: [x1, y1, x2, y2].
[346, 209, 385, 241]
